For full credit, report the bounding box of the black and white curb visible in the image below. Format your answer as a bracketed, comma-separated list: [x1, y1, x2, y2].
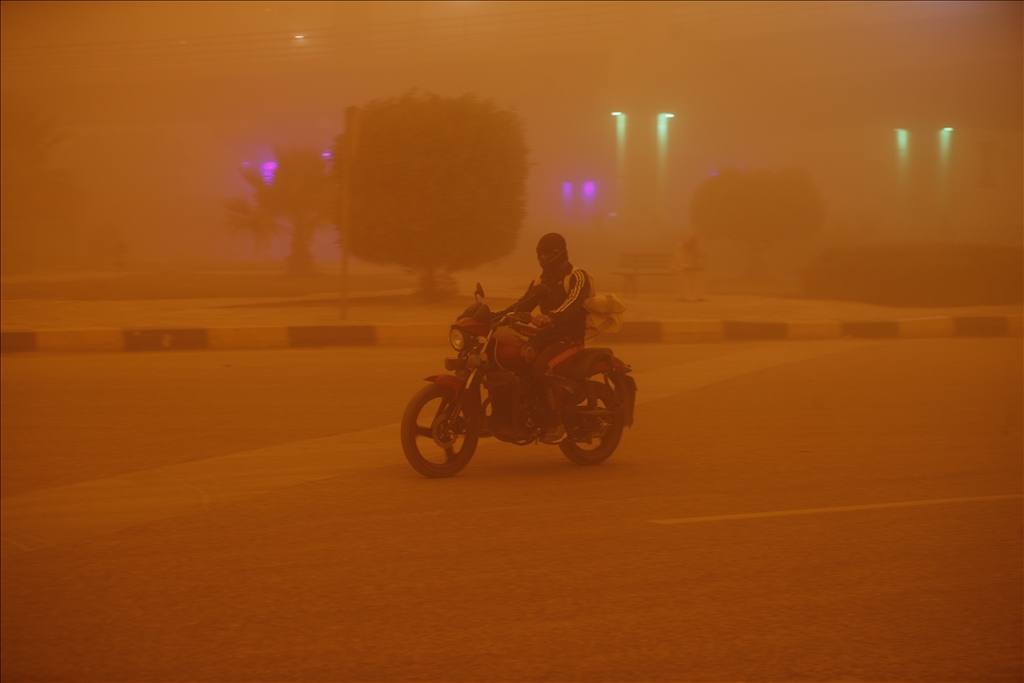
[1, 316, 1020, 354]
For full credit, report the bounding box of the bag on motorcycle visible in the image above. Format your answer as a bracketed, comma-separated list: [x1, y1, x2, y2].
[531, 268, 626, 339]
[564, 269, 626, 339]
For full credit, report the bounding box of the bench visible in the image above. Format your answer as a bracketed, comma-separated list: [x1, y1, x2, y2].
[612, 252, 675, 298]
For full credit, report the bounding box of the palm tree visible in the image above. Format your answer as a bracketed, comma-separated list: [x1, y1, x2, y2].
[223, 196, 277, 259]
[224, 148, 332, 274]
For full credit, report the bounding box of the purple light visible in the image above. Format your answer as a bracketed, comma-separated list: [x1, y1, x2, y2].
[582, 182, 596, 199]
[562, 182, 574, 221]
[262, 161, 277, 184]
[710, 171, 718, 177]
[321, 151, 331, 158]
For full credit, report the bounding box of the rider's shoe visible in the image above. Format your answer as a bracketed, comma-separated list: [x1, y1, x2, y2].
[539, 424, 566, 444]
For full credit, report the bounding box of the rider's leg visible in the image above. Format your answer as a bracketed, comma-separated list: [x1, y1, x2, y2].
[532, 340, 574, 442]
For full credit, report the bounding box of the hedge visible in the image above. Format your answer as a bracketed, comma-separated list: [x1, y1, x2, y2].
[802, 244, 1023, 306]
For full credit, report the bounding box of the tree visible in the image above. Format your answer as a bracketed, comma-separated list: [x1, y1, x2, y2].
[224, 148, 331, 275]
[338, 92, 528, 296]
[690, 168, 824, 275]
[223, 197, 277, 258]
[0, 108, 81, 272]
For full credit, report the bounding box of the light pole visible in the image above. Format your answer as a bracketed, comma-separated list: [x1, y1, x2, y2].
[895, 128, 909, 184]
[612, 112, 626, 216]
[657, 113, 674, 226]
[657, 113, 674, 181]
[937, 127, 953, 227]
[938, 127, 953, 179]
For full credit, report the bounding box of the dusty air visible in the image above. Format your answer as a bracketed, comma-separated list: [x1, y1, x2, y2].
[1, 2, 1021, 680]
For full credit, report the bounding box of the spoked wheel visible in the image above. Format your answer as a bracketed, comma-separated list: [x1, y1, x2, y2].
[400, 383, 480, 478]
[559, 380, 624, 466]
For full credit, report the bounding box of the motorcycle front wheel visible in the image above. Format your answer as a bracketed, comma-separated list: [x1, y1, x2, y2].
[400, 383, 480, 478]
[559, 380, 624, 466]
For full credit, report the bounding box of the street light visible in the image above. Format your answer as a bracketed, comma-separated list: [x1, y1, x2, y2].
[937, 126, 954, 166]
[612, 113, 627, 215]
[657, 114, 674, 160]
[612, 112, 627, 173]
[657, 113, 674, 184]
[938, 127, 953, 201]
[937, 127, 954, 162]
[656, 113, 675, 227]
[895, 128, 909, 184]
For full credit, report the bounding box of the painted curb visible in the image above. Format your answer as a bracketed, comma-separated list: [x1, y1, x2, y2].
[2, 315, 1020, 355]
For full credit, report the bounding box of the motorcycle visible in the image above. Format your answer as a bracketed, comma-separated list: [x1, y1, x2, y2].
[400, 283, 637, 478]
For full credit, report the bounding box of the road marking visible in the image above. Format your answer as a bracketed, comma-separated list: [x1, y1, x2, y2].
[0, 423, 405, 557]
[0, 341, 876, 557]
[651, 494, 1023, 525]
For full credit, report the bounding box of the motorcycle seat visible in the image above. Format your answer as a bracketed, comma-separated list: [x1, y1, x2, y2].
[551, 347, 613, 380]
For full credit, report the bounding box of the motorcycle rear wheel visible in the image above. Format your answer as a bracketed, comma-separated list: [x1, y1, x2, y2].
[559, 380, 624, 466]
[401, 383, 479, 478]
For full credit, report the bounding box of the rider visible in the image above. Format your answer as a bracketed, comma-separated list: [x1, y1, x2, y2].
[499, 232, 590, 443]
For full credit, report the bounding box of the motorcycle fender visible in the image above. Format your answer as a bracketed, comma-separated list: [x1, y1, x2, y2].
[424, 374, 465, 394]
[610, 367, 637, 428]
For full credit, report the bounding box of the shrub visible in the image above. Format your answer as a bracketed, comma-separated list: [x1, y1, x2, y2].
[801, 244, 1023, 306]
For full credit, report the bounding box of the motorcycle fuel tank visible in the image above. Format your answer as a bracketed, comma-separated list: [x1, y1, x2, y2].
[492, 328, 536, 373]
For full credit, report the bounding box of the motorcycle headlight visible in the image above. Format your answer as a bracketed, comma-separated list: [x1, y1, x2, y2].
[449, 328, 466, 351]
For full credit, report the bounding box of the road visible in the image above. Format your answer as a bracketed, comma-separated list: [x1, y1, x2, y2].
[1, 338, 1021, 681]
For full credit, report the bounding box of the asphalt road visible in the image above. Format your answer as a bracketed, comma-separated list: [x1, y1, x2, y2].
[1, 338, 1021, 681]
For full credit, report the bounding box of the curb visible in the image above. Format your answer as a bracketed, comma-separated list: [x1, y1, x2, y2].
[1, 315, 1020, 354]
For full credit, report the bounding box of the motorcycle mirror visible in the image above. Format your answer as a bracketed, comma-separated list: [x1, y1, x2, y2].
[474, 282, 485, 301]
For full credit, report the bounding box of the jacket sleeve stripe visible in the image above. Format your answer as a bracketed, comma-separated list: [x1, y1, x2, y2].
[552, 269, 585, 313]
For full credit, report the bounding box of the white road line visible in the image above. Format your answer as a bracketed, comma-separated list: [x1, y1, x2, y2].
[0, 423, 405, 556]
[0, 341, 886, 556]
[651, 494, 1023, 525]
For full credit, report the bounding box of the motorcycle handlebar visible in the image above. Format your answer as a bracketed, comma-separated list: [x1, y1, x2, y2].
[491, 311, 533, 329]
[490, 315, 540, 337]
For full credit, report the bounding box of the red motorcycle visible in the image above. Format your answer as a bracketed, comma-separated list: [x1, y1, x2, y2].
[400, 283, 637, 478]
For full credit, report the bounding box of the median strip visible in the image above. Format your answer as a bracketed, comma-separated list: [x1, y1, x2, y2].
[1, 315, 1020, 354]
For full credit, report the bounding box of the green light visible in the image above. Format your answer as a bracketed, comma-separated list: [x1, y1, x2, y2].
[657, 114, 672, 156]
[895, 129, 909, 187]
[937, 128, 953, 202]
[616, 114, 627, 162]
[655, 114, 676, 227]
[657, 114, 673, 197]
[895, 128, 909, 151]
[614, 114, 627, 207]
[938, 127, 952, 173]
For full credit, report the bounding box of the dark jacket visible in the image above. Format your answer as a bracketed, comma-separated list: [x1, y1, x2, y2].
[502, 263, 590, 344]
